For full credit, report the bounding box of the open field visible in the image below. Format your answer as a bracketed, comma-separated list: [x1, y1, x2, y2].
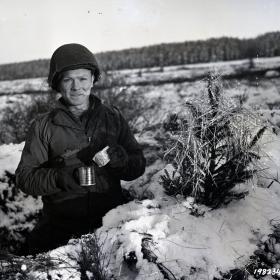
[1, 57, 280, 279]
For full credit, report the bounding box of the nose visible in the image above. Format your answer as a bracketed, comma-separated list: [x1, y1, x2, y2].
[72, 79, 81, 91]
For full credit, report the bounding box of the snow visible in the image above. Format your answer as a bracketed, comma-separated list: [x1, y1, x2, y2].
[0, 142, 42, 246]
[0, 77, 48, 94]
[1, 56, 280, 279]
[1, 56, 280, 95]
[1, 137, 279, 279]
[109, 56, 280, 77]
[41, 131, 280, 279]
[97, 145, 280, 278]
[0, 142, 24, 176]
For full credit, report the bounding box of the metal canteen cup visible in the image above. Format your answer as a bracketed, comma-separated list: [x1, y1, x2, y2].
[78, 166, 96, 186]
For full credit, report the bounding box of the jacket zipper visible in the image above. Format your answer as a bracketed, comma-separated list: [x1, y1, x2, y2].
[87, 136, 92, 220]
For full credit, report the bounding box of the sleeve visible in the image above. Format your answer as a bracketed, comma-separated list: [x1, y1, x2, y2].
[108, 108, 146, 181]
[15, 118, 60, 196]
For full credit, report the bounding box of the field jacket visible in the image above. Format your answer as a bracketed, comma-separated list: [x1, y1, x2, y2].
[15, 95, 146, 219]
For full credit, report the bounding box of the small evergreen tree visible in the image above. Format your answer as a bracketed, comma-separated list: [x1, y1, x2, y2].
[161, 74, 266, 208]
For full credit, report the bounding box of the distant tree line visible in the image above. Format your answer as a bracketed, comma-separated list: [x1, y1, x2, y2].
[0, 31, 279, 81]
[0, 59, 49, 81]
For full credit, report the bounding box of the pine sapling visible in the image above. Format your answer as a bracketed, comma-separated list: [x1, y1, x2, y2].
[161, 74, 266, 208]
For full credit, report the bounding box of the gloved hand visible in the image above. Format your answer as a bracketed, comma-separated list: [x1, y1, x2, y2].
[107, 145, 129, 169]
[77, 146, 95, 166]
[56, 165, 80, 191]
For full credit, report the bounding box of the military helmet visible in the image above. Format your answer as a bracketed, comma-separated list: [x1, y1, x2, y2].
[48, 43, 101, 91]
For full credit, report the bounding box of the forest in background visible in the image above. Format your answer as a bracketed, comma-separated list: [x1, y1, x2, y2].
[0, 31, 279, 81]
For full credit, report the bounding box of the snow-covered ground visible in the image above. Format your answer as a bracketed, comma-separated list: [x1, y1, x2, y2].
[0, 143, 42, 254]
[1, 56, 280, 95]
[66, 131, 279, 279]
[0, 142, 23, 176]
[1, 58, 280, 125]
[1, 57, 280, 279]
[1, 132, 280, 279]
[0, 77, 49, 95]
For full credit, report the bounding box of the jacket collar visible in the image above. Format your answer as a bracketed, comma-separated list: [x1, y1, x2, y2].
[56, 93, 100, 111]
[51, 94, 102, 129]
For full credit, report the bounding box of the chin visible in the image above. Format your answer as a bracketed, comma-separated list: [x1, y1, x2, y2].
[69, 97, 88, 106]
[70, 101, 86, 106]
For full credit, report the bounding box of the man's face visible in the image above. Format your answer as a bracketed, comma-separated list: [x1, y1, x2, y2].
[59, 68, 94, 106]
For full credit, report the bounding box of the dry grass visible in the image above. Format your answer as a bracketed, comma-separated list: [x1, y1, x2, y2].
[0, 251, 70, 280]
[161, 74, 266, 208]
[0, 92, 57, 144]
[0, 232, 112, 280]
[69, 233, 111, 280]
[95, 84, 162, 134]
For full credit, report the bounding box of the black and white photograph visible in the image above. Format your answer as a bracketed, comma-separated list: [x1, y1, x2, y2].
[1, 0, 280, 279]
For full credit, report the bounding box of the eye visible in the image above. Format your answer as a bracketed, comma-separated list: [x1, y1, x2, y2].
[79, 77, 88, 81]
[62, 77, 72, 83]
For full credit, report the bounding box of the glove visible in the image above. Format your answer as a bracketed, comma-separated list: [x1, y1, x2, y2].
[107, 145, 129, 169]
[76, 146, 95, 166]
[56, 165, 80, 191]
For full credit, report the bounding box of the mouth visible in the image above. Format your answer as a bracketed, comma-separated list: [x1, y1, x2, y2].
[71, 93, 85, 97]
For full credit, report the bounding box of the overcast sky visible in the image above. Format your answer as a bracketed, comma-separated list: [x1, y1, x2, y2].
[0, 0, 280, 64]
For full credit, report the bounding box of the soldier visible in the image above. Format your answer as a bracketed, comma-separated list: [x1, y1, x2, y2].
[16, 43, 146, 254]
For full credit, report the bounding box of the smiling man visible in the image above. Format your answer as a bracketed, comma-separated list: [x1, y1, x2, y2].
[15, 43, 146, 254]
[61, 68, 93, 106]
